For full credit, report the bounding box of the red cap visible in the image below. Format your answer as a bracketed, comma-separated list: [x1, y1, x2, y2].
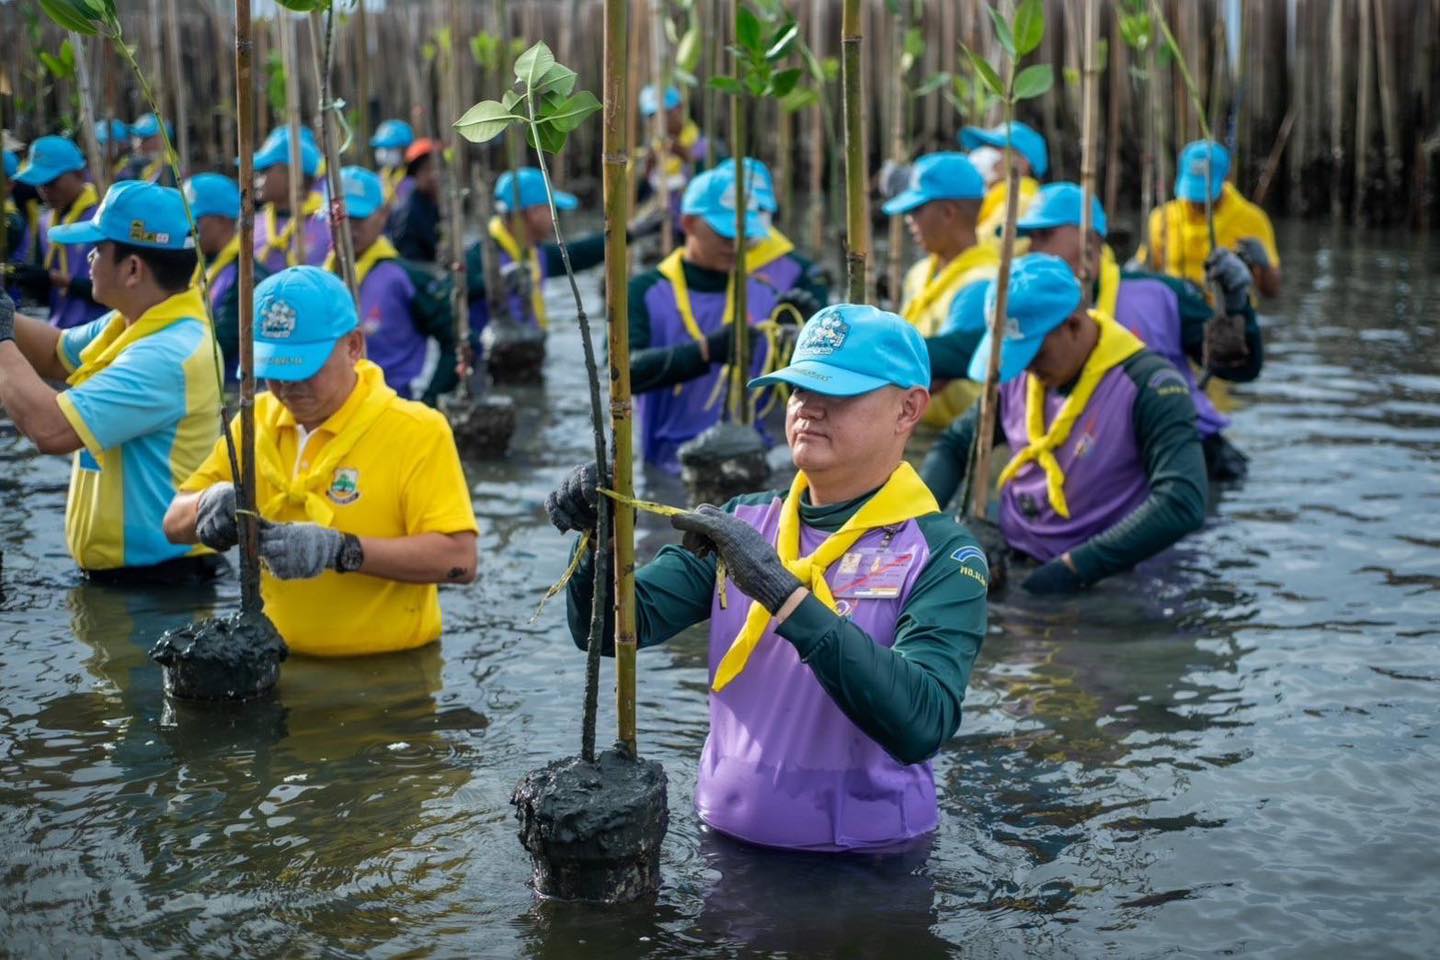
[404, 138, 441, 164]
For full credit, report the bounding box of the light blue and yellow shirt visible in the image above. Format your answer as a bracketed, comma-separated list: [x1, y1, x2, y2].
[54, 286, 222, 571]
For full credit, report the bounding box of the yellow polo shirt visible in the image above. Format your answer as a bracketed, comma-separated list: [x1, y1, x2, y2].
[180, 360, 478, 656]
[1137, 182, 1281, 288]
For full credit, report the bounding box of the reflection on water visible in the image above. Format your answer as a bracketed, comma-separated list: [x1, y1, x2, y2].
[2, 221, 1440, 956]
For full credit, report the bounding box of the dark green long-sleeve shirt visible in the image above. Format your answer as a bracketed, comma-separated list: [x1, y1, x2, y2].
[920, 350, 1208, 584]
[565, 488, 988, 765]
[464, 231, 607, 304]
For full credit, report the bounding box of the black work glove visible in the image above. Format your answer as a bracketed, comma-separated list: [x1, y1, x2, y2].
[545, 461, 601, 533]
[1021, 556, 1087, 595]
[499, 260, 533, 300]
[773, 287, 824, 324]
[1205, 246, 1253, 315]
[671, 504, 802, 614]
[195, 482, 239, 551]
[701, 325, 757, 366]
[0, 290, 13, 344]
[1234, 237, 1272, 272]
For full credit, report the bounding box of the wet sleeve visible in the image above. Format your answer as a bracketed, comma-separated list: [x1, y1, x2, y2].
[919, 403, 994, 513]
[400, 416, 480, 536]
[775, 521, 988, 765]
[566, 538, 718, 655]
[1068, 355, 1208, 583]
[630, 340, 712, 395]
[539, 232, 607, 276]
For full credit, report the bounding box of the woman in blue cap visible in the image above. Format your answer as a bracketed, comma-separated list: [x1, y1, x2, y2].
[958, 120, 1048, 245]
[11, 136, 107, 329]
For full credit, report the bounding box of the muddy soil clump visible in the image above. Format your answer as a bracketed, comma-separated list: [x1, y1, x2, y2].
[483, 321, 547, 384]
[678, 422, 771, 506]
[443, 393, 517, 459]
[150, 609, 288, 702]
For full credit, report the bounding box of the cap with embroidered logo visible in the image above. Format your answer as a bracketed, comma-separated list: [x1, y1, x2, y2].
[1174, 139, 1230, 203]
[49, 180, 195, 251]
[966, 253, 1083, 385]
[681, 167, 767, 240]
[881, 152, 986, 216]
[252, 266, 359, 382]
[14, 135, 87, 186]
[1017, 182, 1108, 238]
[749, 303, 931, 397]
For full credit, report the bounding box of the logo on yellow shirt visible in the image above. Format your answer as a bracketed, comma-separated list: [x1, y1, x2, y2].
[328, 467, 361, 505]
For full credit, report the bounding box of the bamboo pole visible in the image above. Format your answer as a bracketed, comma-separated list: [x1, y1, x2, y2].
[353, 0, 370, 146]
[214, 5, 236, 172]
[728, 0, 750, 427]
[970, 165, 1020, 521]
[441, 0, 470, 399]
[307, 8, 360, 305]
[650, 0, 674, 255]
[1372, 0, 1401, 198]
[236, 0, 261, 615]
[1078, 0, 1100, 300]
[164, 0, 189, 176]
[840, 0, 867, 303]
[1104, 7, 1124, 220]
[1329, 0, 1345, 219]
[70, 34, 106, 193]
[278, 14, 306, 264]
[603, 0, 638, 758]
[885, 0, 909, 309]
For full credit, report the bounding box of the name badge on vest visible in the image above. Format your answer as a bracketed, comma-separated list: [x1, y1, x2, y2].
[831, 548, 916, 599]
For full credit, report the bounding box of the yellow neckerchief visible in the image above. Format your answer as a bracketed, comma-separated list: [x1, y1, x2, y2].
[977, 175, 1041, 243]
[327, 234, 399, 287]
[745, 228, 795, 274]
[381, 166, 408, 201]
[712, 461, 940, 693]
[1094, 243, 1121, 319]
[260, 192, 324, 267]
[657, 247, 726, 344]
[1153, 182, 1249, 286]
[43, 182, 100, 274]
[255, 359, 396, 527]
[140, 156, 165, 183]
[901, 243, 997, 328]
[205, 235, 242, 286]
[488, 215, 548, 329]
[652, 119, 701, 180]
[66, 285, 207, 388]
[997, 311, 1146, 518]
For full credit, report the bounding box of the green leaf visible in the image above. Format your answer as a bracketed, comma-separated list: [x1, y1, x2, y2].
[676, 26, 702, 73]
[502, 89, 523, 112]
[273, 0, 328, 11]
[533, 62, 578, 98]
[986, 5, 1015, 59]
[470, 32, 498, 69]
[40, 52, 68, 80]
[1013, 63, 1053, 99]
[1012, 0, 1046, 57]
[904, 27, 925, 62]
[765, 20, 798, 62]
[962, 44, 1004, 99]
[528, 119, 568, 154]
[736, 6, 763, 53]
[60, 38, 75, 69]
[779, 87, 819, 112]
[766, 67, 803, 98]
[799, 42, 826, 84]
[708, 75, 744, 95]
[914, 72, 950, 97]
[673, 67, 699, 88]
[454, 99, 519, 144]
[1062, 65, 1080, 87]
[1119, 13, 1151, 51]
[821, 57, 840, 83]
[422, 41, 437, 63]
[37, 0, 98, 35]
[543, 90, 601, 133]
[513, 41, 556, 90]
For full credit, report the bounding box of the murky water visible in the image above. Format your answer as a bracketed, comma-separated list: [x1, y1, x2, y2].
[3, 220, 1439, 958]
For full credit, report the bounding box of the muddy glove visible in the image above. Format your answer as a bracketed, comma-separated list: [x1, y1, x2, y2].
[257, 521, 344, 580]
[671, 504, 802, 614]
[194, 482, 239, 551]
[499, 260, 533, 300]
[545, 461, 601, 533]
[0, 290, 13, 343]
[1234, 237, 1272, 272]
[1021, 556, 1087, 595]
[773, 287, 824, 324]
[1205, 246, 1253, 315]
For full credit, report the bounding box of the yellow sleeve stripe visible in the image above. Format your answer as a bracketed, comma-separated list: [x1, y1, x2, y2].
[55, 335, 78, 375]
[55, 391, 104, 461]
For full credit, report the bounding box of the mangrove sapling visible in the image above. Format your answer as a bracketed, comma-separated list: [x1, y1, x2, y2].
[304, 3, 361, 306]
[883, 0, 923, 309]
[1078, 0, 1100, 299]
[840, 0, 868, 302]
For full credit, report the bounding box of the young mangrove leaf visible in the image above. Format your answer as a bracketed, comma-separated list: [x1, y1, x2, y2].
[1014, 63, 1053, 100]
[1013, 0, 1046, 57]
[986, 5, 1015, 59]
[962, 45, 1005, 98]
[455, 100, 519, 144]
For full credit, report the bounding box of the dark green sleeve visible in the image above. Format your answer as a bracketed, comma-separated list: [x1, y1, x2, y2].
[1130, 269, 1263, 382]
[1068, 353, 1208, 582]
[540, 231, 607, 276]
[627, 270, 664, 352]
[404, 264, 458, 404]
[925, 327, 983, 381]
[631, 339, 713, 394]
[565, 539, 719, 654]
[777, 516, 987, 764]
[464, 242, 487, 302]
[919, 401, 1005, 513]
[788, 252, 830, 304]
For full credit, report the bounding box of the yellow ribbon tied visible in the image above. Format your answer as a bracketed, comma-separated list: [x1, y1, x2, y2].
[1095, 243, 1121, 320]
[44, 182, 100, 275]
[488, 216, 548, 329]
[259, 192, 324, 268]
[996, 312, 1146, 519]
[254, 360, 397, 527]
[900, 244, 999, 337]
[68, 286, 207, 388]
[711, 461, 939, 693]
[327, 234, 399, 287]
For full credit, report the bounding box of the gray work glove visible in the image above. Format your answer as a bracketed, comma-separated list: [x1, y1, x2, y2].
[1234, 236, 1272, 272]
[195, 482, 239, 551]
[671, 504, 802, 614]
[499, 260, 533, 300]
[1205, 246, 1253, 315]
[0, 290, 14, 343]
[545, 461, 601, 533]
[257, 520, 343, 580]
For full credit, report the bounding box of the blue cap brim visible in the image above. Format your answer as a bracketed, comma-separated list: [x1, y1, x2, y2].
[553, 190, 579, 211]
[749, 360, 893, 397]
[882, 190, 930, 216]
[48, 220, 105, 245]
[253, 338, 339, 382]
[705, 209, 767, 240]
[966, 330, 1046, 385]
[14, 164, 65, 186]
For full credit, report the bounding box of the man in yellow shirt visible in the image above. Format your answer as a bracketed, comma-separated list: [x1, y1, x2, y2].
[959, 120, 1048, 245]
[883, 152, 999, 426]
[1135, 140, 1282, 297]
[163, 266, 479, 657]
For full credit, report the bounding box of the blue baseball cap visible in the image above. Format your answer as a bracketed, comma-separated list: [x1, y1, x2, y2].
[370, 119, 415, 150]
[639, 84, 682, 118]
[253, 266, 359, 382]
[332, 166, 386, 220]
[1174, 140, 1230, 203]
[750, 304, 930, 397]
[714, 157, 777, 213]
[50, 180, 195, 250]
[881, 152, 986, 216]
[95, 119, 131, 146]
[966, 254, 1083, 384]
[681, 167, 766, 240]
[14, 135, 87, 186]
[131, 113, 174, 141]
[1017, 182, 1108, 238]
[184, 173, 241, 221]
[3, 151, 16, 179]
[959, 121, 1049, 179]
[494, 167, 578, 213]
[254, 126, 321, 176]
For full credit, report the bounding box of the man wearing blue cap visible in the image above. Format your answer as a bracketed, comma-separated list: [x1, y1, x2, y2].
[547, 303, 987, 851]
[1018, 182, 1262, 481]
[629, 165, 830, 472]
[185, 172, 266, 382]
[0, 180, 222, 580]
[1136, 140, 1281, 297]
[123, 114, 176, 186]
[921, 254, 1208, 594]
[712, 157, 825, 315]
[638, 83, 710, 238]
[254, 126, 329, 274]
[883, 152, 999, 427]
[94, 119, 133, 180]
[370, 119, 417, 205]
[11, 136, 106, 330]
[959, 121, 1048, 245]
[323, 166, 455, 404]
[164, 266, 479, 657]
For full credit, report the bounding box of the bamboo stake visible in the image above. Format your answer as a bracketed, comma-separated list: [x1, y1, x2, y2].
[278, 15, 306, 264]
[353, 0, 370, 148]
[1329, 0, 1345, 219]
[885, 0, 909, 309]
[1372, 0, 1401, 199]
[236, 0, 261, 615]
[70, 34, 106, 193]
[728, 0, 750, 427]
[307, 7, 360, 306]
[164, 0, 189, 176]
[1078, 0, 1100, 301]
[805, 0, 825, 255]
[840, 0, 867, 303]
[214, 5, 236, 172]
[1104, 7, 1124, 220]
[441, 0, 470, 399]
[650, 0, 674, 255]
[970, 164, 1020, 521]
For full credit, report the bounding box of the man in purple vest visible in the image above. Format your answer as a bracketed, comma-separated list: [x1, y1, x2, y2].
[922, 254, 1208, 594]
[185, 173, 267, 384]
[1017, 182, 1262, 480]
[253, 127, 330, 274]
[628, 166, 828, 473]
[11, 136, 107, 330]
[547, 304, 988, 852]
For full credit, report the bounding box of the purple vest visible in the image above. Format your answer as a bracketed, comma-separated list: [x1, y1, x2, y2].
[41, 206, 106, 330]
[208, 260, 239, 382]
[467, 243, 551, 349]
[696, 496, 939, 852]
[998, 364, 1150, 562]
[1115, 278, 1228, 438]
[356, 258, 427, 400]
[635, 255, 804, 473]
[255, 207, 332, 275]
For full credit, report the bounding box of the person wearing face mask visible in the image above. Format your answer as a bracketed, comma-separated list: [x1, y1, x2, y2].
[921, 254, 1208, 595]
[0, 181, 221, 581]
[546, 304, 988, 852]
[370, 119, 417, 206]
[163, 266, 479, 657]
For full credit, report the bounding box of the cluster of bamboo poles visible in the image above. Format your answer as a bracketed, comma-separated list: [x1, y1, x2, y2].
[4, 0, 1437, 232]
